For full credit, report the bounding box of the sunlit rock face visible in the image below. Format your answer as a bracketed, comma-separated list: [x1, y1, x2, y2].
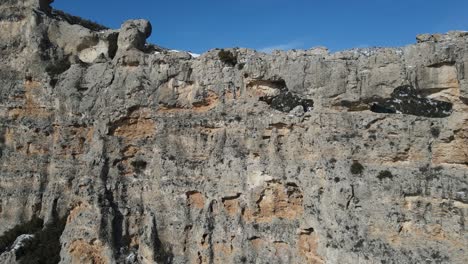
[0, 1, 467, 263]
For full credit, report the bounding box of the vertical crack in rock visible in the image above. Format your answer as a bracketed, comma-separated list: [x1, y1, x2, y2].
[98, 153, 123, 259]
[151, 217, 173, 264]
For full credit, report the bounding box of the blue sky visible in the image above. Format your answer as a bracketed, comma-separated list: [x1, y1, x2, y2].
[53, 0, 468, 54]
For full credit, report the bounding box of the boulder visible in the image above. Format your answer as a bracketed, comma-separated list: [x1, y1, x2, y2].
[117, 19, 152, 51]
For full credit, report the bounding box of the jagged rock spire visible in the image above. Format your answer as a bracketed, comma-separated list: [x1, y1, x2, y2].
[117, 19, 152, 51]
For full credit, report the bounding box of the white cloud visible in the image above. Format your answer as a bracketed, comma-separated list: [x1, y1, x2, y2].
[259, 41, 303, 53]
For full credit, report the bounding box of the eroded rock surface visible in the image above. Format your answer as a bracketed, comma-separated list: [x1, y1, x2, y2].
[0, 1, 467, 263]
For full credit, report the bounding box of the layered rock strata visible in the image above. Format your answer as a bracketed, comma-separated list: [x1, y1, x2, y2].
[0, 1, 467, 263]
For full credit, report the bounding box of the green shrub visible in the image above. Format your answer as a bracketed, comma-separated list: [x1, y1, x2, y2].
[52, 10, 108, 32]
[377, 170, 393, 181]
[45, 58, 71, 77]
[350, 161, 364, 175]
[218, 49, 237, 66]
[430, 127, 440, 138]
[131, 160, 148, 173]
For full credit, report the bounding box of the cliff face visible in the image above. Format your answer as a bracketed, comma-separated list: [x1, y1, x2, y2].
[0, 1, 467, 264]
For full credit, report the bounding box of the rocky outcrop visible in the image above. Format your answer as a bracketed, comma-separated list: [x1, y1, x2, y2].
[0, 1, 467, 263]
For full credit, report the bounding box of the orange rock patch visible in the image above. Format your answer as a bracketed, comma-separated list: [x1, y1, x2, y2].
[297, 229, 324, 264]
[157, 90, 220, 113]
[432, 125, 468, 166]
[213, 241, 234, 263]
[244, 182, 303, 222]
[224, 87, 241, 101]
[8, 80, 51, 119]
[54, 125, 94, 157]
[246, 80, 283, 98]
[69, 240, 107, 264]
[122, 145, 139, 158]
[111, 108, 155, 140]
[67, 202, 89, 224]
[222, 194, 241, 217]
[250, 237, 266, 251]
[192, 91, 220, 112]
[113, 145, 143, 176]
[274, 241, 290, 257]
[3, 127, 50, 156]
[187, 191, 205, 209]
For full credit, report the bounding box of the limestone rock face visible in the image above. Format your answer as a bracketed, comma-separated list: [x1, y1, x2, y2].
[117, 19, 152, 52]
[0, 1, 467, 264]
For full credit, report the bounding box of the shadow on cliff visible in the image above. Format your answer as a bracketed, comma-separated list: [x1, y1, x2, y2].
[0, 200, 68, 264]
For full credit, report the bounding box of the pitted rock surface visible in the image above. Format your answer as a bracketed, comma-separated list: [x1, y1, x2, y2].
[0, 1, 467, 264]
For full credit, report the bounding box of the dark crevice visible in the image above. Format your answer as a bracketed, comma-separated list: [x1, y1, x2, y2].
[109, 197, 124, 258]
[221, 193, 241, 202]
[38, 0, 53, 13]
[0, 14, 25, 22]
[98, 138, 135, 261]
[76, 84, 89, 92]
[99, 156, 126, 259]
[427, 61, 455, 68]
[0, 128, 5, 159]
[205, 201, 216, 264]
[0, 217, 43, 254]
[249, 79, 287, 90]
[17, 207, 68, 264]
[1, 199, 68, 264]
[339, 100, 369, 112]
[151, 218, 173, 264]
[131, 160, 147, 174]
[45, 57, 71, 78]
[300, 228, 315, 235]
[460, 97, 468, 105]
[346, 185, 355, 210]
[106, 32, 119, 60]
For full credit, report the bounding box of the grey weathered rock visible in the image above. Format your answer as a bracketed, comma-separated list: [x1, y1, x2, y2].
[118, 19, 152, 51]
[0, 1, 467, 264]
